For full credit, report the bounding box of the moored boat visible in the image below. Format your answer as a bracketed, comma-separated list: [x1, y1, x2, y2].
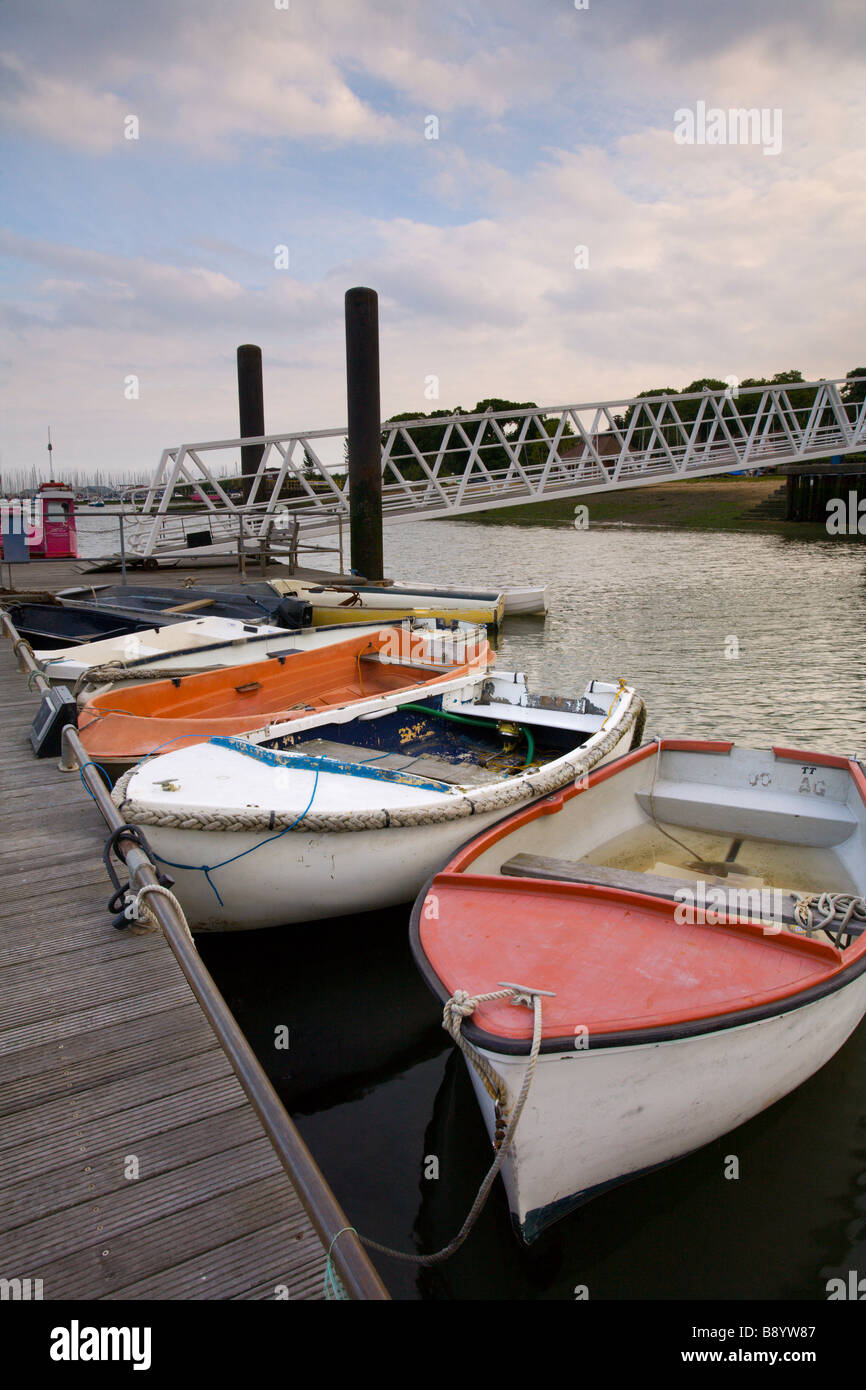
[410, 739, 866, 1241]
[80, 625, 493, 776]
[37, 614, 485, 697]
[499, 585, 548, 617]
[57, 582, 312, 629]
[269, 577, 505, 626]
[110, 673, 645, 929]
[35, 615, 284, 686]
[403, 580, 548, 617]
[2, 601, 166, 649]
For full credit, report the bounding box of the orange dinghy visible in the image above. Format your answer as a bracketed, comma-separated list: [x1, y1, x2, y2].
[78, 626, 492, 775]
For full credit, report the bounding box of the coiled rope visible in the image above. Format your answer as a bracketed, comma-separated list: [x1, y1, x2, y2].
[792, 893, 866, 948]
[358, 983, 549, 1266]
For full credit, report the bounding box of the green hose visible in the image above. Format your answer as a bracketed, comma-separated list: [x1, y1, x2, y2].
[401, 702, 494, 730]
[400, 702, 535, 767]
[522, 725, 535, 767]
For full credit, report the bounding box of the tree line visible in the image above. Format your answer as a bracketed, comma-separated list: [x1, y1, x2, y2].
[377, 368, 865, 479]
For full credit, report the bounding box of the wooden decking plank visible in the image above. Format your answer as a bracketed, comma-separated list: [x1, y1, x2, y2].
[0, 1003, 205, 1082]
[0, 1107, 262, 1230]
[0, 1075, 248, 1184]
[0, 1139, 280, 1267]
[119, 1218, 327, 1301]
[0, 899, 128, 934]
[0, 1021, 216, 1116]
[0, 864, 118, 903]
[0, 981, 195, 1055]
[0, 952, 192, 1030]
[0, 922, 159, 968]
[0, 1051, 237, 1152]
[30, 1174, 302, 1300]
[0, 835, 110, 866]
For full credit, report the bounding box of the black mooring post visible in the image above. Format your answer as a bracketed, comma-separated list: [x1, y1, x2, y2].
[345, 287, 384, 581]
[237, 344, 265, 506]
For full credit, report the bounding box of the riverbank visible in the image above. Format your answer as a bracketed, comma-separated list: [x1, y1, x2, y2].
[471, 474, 860, 540]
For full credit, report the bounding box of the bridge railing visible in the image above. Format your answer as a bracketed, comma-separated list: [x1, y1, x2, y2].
[126, 378, 866, 554]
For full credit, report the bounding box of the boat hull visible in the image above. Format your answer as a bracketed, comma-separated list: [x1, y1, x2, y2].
[469, 970, 866, 1241]
[128, 713, 639, 929]
[5, 602, 160, 648]
[57, 583, 311, 629]
[270, 578, 505, 627]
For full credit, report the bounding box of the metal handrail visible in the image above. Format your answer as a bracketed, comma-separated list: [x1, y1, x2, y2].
[122, 376, 866, 549]
[0, 609, 389, 1301]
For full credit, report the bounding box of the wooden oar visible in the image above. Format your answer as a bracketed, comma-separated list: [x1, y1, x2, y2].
[160, 598, 215, 614]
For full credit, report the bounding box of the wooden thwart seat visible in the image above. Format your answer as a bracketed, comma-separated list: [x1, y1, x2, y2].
[499, 852, 808, 927]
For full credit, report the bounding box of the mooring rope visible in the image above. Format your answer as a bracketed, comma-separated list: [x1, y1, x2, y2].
[442, 987, 512, 1109]
[792, 892, 866, 948]
[116, 882, 196, 945]
[358, 983, 548, 1266]
[12, 635, 36, 666]
[323, 1227, 357, 1301]
[73, 664, 199, 696]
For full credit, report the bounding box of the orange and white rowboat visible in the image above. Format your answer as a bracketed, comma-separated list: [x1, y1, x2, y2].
[411, 738, 866, 1241]
[78, 626, 492, 774]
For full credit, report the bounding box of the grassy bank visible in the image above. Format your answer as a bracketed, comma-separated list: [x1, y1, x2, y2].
[468, 474, 853, 539]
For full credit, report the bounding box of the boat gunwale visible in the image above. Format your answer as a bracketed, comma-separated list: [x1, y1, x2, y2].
[40, 616, 481, 678]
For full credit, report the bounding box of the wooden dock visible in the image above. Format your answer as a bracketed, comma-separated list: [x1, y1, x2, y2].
[781, 460, 866, 524]
[0, 635, 385, 1299]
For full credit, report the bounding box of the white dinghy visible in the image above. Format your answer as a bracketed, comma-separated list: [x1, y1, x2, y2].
[112, 673, 645, 930]
[269, 577, 506, 626]
[410, 738, 866, 1241]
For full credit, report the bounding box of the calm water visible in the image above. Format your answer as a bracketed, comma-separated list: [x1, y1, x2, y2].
[85, 515, 866, 1299]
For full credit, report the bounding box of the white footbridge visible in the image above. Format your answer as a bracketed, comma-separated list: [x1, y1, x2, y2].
[122, 377, 866, 563]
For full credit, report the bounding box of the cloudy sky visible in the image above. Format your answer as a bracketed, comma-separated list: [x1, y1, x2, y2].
[1, 0, 864, 482]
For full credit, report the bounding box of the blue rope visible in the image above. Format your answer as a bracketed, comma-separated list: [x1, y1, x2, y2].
[78, 761, 113, 801]
[151, 766, 321, 906]
[134, 734, 207, 765]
